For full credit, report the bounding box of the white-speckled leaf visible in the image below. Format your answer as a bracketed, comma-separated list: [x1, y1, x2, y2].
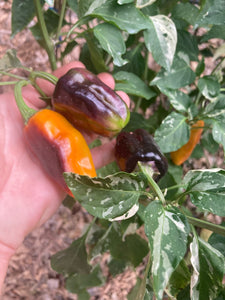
[150, 56, 196, 89]
[86, 0, 150, 34]
[183, 169, 225, 217]
[212, 119, 225, 152]
[144, 201, 190, 300]
[136, 0, 157, 8]
[144, 15, 177, 71]
[64, 172, 148, 220]
[158, 87, 191, 113]
[190, 235, 225, 300]
[154, 112, 189, 153]
[93, 23, 128, 67]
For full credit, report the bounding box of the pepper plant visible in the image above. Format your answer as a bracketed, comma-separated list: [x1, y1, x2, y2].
[1, 0, 225, 299]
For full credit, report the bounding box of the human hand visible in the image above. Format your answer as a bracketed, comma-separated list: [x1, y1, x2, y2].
[0, 62, 130, 293]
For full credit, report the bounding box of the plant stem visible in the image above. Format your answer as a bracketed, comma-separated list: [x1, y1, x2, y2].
[56, 0, 67, 41]
[0, 71, 26, 80]
[0, 81, 18, 86]
[34, 0, 57, 70]
[186, 215, 225, 236]
[138, 162, 166, 205]
[212, 56, 225, 75]
[29, 71, 58, 85]
[162, 183, 186, 192]
[14, 80, 37, 124]
[136, 254, 152, 300]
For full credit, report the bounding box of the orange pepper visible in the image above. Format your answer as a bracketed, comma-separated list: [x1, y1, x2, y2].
[24, 109, 96, 196]
[170, 120, 204, 166]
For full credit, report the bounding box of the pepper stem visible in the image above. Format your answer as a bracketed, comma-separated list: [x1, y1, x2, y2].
[29, 71, 58, 85]
[138, 162, 166, 205]
[14, 80, 38, 124]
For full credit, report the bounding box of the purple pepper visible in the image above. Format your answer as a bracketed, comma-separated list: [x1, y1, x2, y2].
[52, 68, 130, 137]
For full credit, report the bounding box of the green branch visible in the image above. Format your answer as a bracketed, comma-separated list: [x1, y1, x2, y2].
[34, 0, 57, 70]
[187, 215, 225, 236]
[138, 162, 166, 205]
[14, 80, 38, 124]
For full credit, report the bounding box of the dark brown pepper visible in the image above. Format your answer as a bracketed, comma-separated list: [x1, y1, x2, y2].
[115, 129, 168, 181]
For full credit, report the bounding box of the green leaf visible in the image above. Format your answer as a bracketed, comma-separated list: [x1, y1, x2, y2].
[136, 0, 157, 8]
[154, 112, 189, 153]
[195, 0, 225, 27]
[158, 87, 191, 113]
[114, 44, 146, 77]
[67, 0, 78, 13]
[30, 9, 66, 47]
[85, 32, 108, 73]
[108, 258, 127, 276]
[11, 0, 36, 36]
[177, 285, 191, 300]
[208, 225, 225, 257]
[151, 56, 196, 89]
[66, 265, 105, 294]
[167, 259, 191, 297]
[87, 0, 150, 34]
[176, 30, 199, 62]
[123, 111, 154, 132]
[93, 23, 127, 67]
[77, 290, 90, 300]
[184, 169, 225, 217]
[201, 131, 219, 154]
[114, 71, 156, 99]
[212, 118, 225, 152]
[61, 41, 78, 59]
[62, 194, 76, 210]
[144, 202, 190, 300]
[201, 25, 225, 42]
[197, 75, 220, 100]
[0, 49, 23, 72]
[64, 172, 148, 220]
[109, 232, 149, 267]
[96, 162, 120, 177]
[51, 234, 91, 276]
[172, 2, 199, 26]
[77, 0, 98, 17]
[195, 57, 205, 77]
[118, 0, 134, 4]
[204, 94, 225, 118]
[190, 235, 225, 300]
[144, 15, 177, 71]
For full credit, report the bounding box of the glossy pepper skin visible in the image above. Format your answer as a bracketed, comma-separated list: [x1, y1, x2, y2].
[115, 129, 168, 181]
[170, 120, 204, 165]
[52, 68, 130, 137]
[24, 109, 96, 197]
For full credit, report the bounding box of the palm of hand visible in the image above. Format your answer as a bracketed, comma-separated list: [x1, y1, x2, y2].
[0, 62, 130, 254]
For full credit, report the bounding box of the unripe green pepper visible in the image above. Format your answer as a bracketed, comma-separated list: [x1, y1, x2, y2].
[115, 129, 168, 181]
[52, 68, 130, 137]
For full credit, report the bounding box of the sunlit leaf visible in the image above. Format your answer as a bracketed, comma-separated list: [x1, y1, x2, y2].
[190, 235, 225, 299]
[87, 0, 150, 34]
[114, 71, 156, 99]
[145, 202, 190, 299]
[64, 172, 148, 220]
[144, 15, 177, 71]
[184, 169, 225, 217]
[93, 23, 127, 66]
[154, 112, 189, 153]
